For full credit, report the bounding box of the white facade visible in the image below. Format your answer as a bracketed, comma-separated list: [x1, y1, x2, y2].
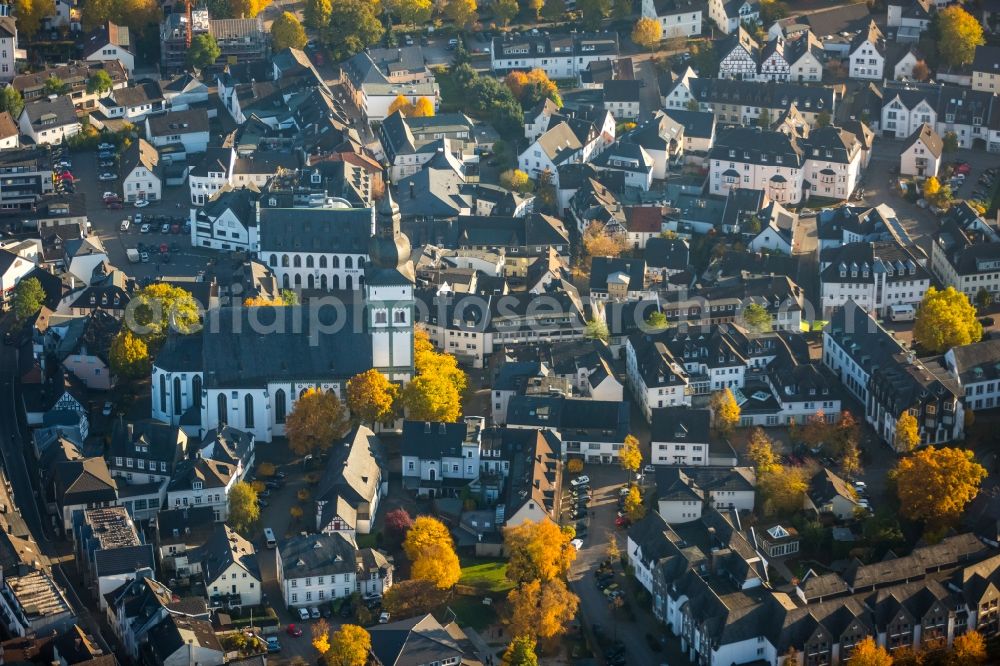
[146, 125, 209, 155]
[804, 152, 862, 201]
[0, 23, 16, 81]
[0, 253, 36, 310]
[900, 134, 942, 177]
[788, 49, 823, 83]
[191, 204, 257, 252]
[205, 560, 262, 607]
[710, 156, 803, 204]
[849, 40, 885, 81]
[86, 44, 134, 75]
[709, 0, 758, 33]
[641, 0, 704, 39]
[123, 164, 161, 203]
[165, 478, 235, 522]
[881, 94, 936, 140]
[17, 109, 81, 146]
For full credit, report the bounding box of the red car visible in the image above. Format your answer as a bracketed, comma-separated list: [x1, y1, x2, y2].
[60, 171, 74, 182]
[170, 224, 180, 234]
[159, 243, 168, 254]
[615, 515, 630, 529]
[286, 624, 303, 637]
[953, 162, 971, 175]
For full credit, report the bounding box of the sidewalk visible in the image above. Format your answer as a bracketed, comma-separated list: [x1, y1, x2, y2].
[464, 626, 501, 665]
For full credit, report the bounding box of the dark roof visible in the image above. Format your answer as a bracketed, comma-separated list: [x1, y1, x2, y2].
[111, 81, 163, 108]
[94, 544, 155, 577]
[590, 256, 647, 292]
[603, 79, 642, 103]
[645, 237, 690, 271]
[368, 613, 468, 666]
[155, 506, 217, 546]
[972, 45, 1000, 74]
[651, 407, 711, 442]
[146, 108, 210, 137]
[258, 207, 372, 254]
[279, 532, 358, 578]
[401, 420, 476, 459]
[710, 127, 804, 166]
[662, 108, 716, 139]
[148, 616, 222, 662]
[22, 96, 79, 129]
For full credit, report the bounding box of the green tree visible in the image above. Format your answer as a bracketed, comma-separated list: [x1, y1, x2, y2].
[43, 77, 68, 96]
[386, 0, 433, 25]
[611, 0, 631, 19]
[742, 302, 771, 332]
[816, 110, 831, 127]
[494, 0, 518, 25]
[227, 481, 260, 535]
[584, 318, 609, 342]
[943, 130, 959, 153]
[938, 5, 984, 67]
[13, 277, 45, 321]
[327, 0, 384, 61]
[645, 311, 668, 330]
[86, 70, 115, 96]
[444, 0, 477, 30]
[913, 286, 983, 353]
[541, 0, 565, 21]
[976, 288, 993, 310]
[303, 0, 331, 30]
[578, 0, 611, 30]
[271, 11, 307, 51]
[685, 97, 700, 111]
[757, 107, 772, 129]
[0, 86, 24, 120]
[109, 330, 150, 379]
[188, 33, 221, 69]
[128, 283, 201, 341]
[502, 636, 539, 666]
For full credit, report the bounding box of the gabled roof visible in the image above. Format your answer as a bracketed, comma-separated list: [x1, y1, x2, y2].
[903, 122, 942, 158]
[368, 613, 468, 666]
[120, 138, 159, 176]
[22, 97, 79, 129]
[81, 21, 131, 58]
[279, 532, 359, 579]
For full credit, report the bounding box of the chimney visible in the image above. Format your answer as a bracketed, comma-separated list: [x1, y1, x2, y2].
[439, 422, 447, 434]
[424, 422, 431, 433]
[710, 547, 730, 573]
[409, 181, 415, 199]
[126, 423, 133, 440]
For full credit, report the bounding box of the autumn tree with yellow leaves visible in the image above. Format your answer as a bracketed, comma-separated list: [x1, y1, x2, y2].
[631, 17, 662, 51]
[849, 637, 892, 666]
[324, 624, 370, 666]
[444, 0, 476, 29]
[618, 434, 642, 478]
[913, 286, 982, 353]
[581, 222, 628, 265]
[285, 388, 351, 457]
[710, 388, 740, 434]
[403, 516, 461, 589]
[623, 485, 646, 521]
[346, 369, 399, 425]
[110, 330, 150, 379]
[504, 69, 563, 108]
[506, 578, 579, 640]
[130, 283, 201, 341]
[952, 629, 987, 665]
[938, 5, 985, 67]
[401, 329, 466, 423]
[746, 428, 778, 473]
[311, 619, 331, 655]
[892, 446, 986, 534]
[758, 465, 808, 516]
[504, 520, 576, 584]
[894, 411, 920, 453]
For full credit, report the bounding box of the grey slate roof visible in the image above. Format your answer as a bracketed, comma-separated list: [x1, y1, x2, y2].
[650, 407, 711, 443]
[258, 207, 373, 255]
[279, 532, 358, 579]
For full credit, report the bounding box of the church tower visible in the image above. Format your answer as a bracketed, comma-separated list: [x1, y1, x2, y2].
[365, 190, 415, 382]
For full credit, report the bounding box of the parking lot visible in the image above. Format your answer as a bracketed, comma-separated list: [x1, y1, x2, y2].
[70, 148, 215, 283]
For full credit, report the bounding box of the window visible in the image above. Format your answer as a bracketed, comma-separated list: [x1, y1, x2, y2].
[275, 389, 287, 424]
[245, 394, 255, 428]
[218, 393, 227, 422]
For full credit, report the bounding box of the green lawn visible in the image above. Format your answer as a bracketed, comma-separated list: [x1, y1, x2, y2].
[459, 557, 514, 594]
[447, 594, 498, 631]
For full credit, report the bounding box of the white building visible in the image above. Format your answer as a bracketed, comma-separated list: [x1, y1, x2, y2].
[190, 186, 257, 252]
[195, 525, 261, 608]
[165, 457, 237, 522]
[654, 467, 757, 523]
[188, 147, 235, 206]
[944, 339, 1000, 412]
[120, 139, 161, 203]
[641, 0, 704, 40]
[650, 408, 713, 466]
[709, 128, 805, 204]
[81, 21, 134, 74]
[400, 417, 484, 498]
[279, 533, 367, 608]
[0, 16, 20, 81]
[145, 109, 210, 155]
[18, 97, 81, 146]
[0, 249, 36, 311]
[848, 22, 886, 81]
[490, 32, 620, 79]
[900, 122, 943, 178]
[709, 0, 759, 34]
[717, 28, 759, 81]
[819, 240, 931, 319]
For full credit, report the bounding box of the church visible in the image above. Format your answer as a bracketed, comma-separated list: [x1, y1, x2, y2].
[151, 193, 415, 442]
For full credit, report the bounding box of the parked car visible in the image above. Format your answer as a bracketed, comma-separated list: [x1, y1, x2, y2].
[140, 251, 149, 263]
[140, 223, 151, 233]
[309, 607, 321, 619]
[570, 475, 590, 488]
[266, 637, 281, 653]
[97, 151, 115, 159]
[120, 219, 130, 232]
[98, 142, 115, 151]
[134, 199, 149, 208]
[102, 401, 113, 416]
[98, 172, 117, 181]
[106, 201, 122, 209]
[953, 162, 971, 175]
[99, 160, 116, 168]
[296, 608, 309, 621]
[570, 538, 583, 550]
[379, 612, 391, 623]
[287, 622, 303, 636]
[160, 223, 170, 233]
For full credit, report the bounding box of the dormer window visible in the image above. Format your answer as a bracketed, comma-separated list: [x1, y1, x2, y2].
[193, 481, 203, 490]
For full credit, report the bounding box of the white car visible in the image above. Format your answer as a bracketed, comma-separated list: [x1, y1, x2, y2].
[570, 538, 583, 551]
[297, 607, 310, 621]
[98, 172, 117, 181]
[643, 464, 656, 473]
[98, 142, 115, 150]
[569, 475, 590, 488]
[102, 191, 117, 201]
[134, 199, 149, 208]
[309, 607, 321, 619]
[379, 612, 391, 624]
[102, 401, 113, 416]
